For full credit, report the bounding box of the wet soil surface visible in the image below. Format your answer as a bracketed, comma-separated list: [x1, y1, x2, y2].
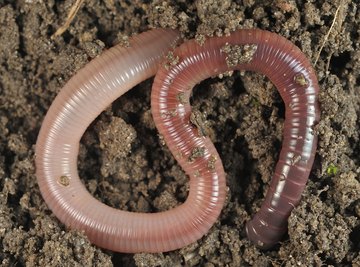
[0, 0, 359, 266]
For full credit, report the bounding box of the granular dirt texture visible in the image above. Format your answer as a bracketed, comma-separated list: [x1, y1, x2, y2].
[0, 0, 359, 266]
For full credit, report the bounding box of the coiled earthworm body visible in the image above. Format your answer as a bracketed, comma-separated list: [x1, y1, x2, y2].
[35, 28, 320, 253]
[151, 29, 320, 249]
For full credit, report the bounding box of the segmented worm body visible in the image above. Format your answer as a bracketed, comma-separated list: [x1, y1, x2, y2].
[35, 28, 319, 253]
[152, 29, 320, 249]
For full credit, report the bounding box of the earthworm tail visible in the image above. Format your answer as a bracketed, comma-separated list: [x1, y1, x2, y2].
[152, 29, 320, 249]
[36, 29, 224, 253]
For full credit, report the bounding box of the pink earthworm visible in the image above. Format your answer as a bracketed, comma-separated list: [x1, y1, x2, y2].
[35, 27, 320, 253]
[151, 29, 320, 249]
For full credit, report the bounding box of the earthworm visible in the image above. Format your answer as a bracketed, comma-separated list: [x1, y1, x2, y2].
[36, 28, 223, 253]
[35, 27, 319, 253]
[151, 29, 320, 249]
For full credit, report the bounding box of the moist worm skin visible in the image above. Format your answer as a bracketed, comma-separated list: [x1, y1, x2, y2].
[35, 29, 219, 253]
[151, 29, 320, 249]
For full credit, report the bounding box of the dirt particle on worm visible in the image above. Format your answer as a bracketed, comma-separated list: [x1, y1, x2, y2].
[190, 110, 208, 137]
[294, 73, 309, 86]
[58, 175, 70, 186]
[176, 92, 188, 104]
[291, 154, 302, 166]
[188, 147, 206, 162]
[207, 155, 217, 171]
[175, 150, 183, 159]
[221, 43, 258, 67]
[289, 102, 296, 109]
[160, 109, 178, 119]
[164, 51, 179, 70]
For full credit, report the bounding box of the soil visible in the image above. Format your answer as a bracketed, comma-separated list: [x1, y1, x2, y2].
[0, 0, 359, 266]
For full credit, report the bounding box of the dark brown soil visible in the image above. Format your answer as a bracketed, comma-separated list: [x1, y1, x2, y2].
[0, 0, 359, 266]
